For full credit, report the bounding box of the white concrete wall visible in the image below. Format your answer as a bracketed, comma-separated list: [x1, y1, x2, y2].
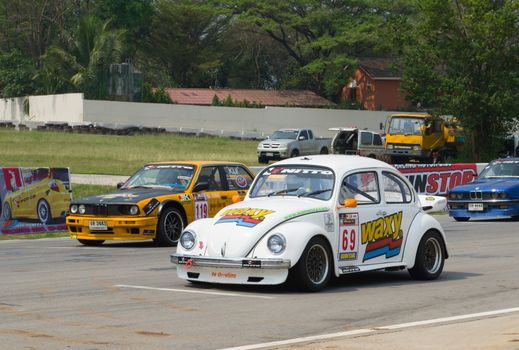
[0, 93, 84, 124]
[0, 97, 25, 121]
[84, 100, 390, 138]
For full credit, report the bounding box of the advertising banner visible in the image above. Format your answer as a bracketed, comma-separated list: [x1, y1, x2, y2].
[0, 167, 71, 235]
[394, 163, 478, 195]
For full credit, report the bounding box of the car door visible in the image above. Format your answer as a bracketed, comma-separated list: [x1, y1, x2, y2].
[220, 165, 254, 206]
[192, 165, 227, 219]
[335, 170, 382, 270]
[298, 130, 311, 155]
[378, 170, 418, 263]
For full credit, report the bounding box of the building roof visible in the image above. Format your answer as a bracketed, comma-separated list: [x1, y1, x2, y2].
[165, 88, 334, 107]
[358, 58, 402, 80]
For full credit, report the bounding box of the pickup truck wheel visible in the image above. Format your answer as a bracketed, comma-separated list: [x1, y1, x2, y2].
[258, 156, 268, 164]
[37, 199, 51, 224]
[408, 231, 445, 280]
[320, 147, 328, 154]
[155, 207, 185, 246]
[290, 237, 332, 292]
[3, 202, 11, 220]
[290, 149, 299, 158]
[77, 239, 105, 246]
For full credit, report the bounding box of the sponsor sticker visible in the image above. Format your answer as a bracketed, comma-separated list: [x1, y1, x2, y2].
[361, 211, 403, 262]
[338, 213, 359, 261]
[215, 208, 274, 227]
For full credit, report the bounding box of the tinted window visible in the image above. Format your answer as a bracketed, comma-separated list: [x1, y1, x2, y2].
[299, 130, 309, 140]
[308, 130, 314, 139]
[340, 171, 379, 205]
[382, 171, 412, 203]
[223, 166, 254, 190]
[373, 134, 383, 145]
[196, 166, 223, 191]
[360, 132, 373, 146]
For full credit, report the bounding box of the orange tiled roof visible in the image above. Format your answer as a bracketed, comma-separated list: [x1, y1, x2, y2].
[165, 88, 334, 107]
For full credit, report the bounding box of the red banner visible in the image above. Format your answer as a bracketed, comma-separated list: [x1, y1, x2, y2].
[394, 163, 477, 195]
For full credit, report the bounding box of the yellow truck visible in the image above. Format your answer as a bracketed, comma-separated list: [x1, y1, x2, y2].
[384, 113, 463, 163]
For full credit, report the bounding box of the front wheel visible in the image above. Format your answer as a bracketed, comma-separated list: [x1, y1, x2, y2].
[3, 202, 12, 221]
[290, 237, 332, 292]
[37, 199, 51, 224]
[290, 149, 300, 158]
[258, 156, 268, 164]
[453, 217, 470, 222]
[408, 231, 445, 280]
[320, 147, 328, 154]
[155, 207, 185, 246]
[78, 239, 105, 246]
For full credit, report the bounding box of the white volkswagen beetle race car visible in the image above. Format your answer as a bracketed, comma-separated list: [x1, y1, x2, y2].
[171, 155, 448, 292]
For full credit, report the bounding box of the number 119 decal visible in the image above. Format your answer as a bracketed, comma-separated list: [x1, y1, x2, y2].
[338, 212, 359, 261]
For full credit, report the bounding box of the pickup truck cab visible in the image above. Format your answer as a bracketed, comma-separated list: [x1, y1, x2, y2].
[257, 128, 331, 164]
[329, 127, 385, 159]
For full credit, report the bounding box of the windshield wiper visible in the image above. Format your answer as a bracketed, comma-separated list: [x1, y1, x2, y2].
[298, 188, 332, 198]
[267, 188, 301, 197]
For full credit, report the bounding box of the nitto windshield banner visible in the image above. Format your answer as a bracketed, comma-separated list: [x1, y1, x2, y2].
[0, 167, 71, 235]
[394, 163, 478, 195]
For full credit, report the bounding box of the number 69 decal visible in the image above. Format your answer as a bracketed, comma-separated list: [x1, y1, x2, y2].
[338, 213, 359, 261]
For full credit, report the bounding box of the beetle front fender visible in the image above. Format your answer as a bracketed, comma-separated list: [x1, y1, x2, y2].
[403, 212, 448, 269]
[251, 221, 334, 269]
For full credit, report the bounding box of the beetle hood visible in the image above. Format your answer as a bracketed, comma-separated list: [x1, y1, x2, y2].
[201, 198, 330, 258]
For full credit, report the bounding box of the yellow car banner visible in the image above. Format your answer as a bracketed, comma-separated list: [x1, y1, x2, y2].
[1, 167, 71, 234]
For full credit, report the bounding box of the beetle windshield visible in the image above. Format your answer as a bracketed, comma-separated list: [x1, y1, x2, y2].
[250, 166, 335, 200]
[479, 160, 519, 178]
[271, 130, 298, 140]
[388, 117, 425, 136]
[122, 164, 195, 190]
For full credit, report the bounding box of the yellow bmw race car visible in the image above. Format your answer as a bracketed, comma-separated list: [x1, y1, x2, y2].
[67, 161, 255, 246]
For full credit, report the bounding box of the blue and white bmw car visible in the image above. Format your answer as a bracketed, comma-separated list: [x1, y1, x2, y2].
[448, 158, 519, 221]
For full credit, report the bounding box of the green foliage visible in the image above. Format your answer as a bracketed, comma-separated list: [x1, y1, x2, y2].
[395, 0, 519, 161]
[0, 50, 37, 98]
[142, 83, 174, 103]
[211, 95, 221, 106]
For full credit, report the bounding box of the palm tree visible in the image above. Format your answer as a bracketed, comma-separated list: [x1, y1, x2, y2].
[36, 15, 125, 99]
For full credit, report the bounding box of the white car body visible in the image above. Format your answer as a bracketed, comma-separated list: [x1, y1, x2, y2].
[172, 155, 448, 291]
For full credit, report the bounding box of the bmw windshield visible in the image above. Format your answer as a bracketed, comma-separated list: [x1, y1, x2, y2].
[479, 160, 519, 178]
[122, 164, 195, 190]
[250, 166, 335, 200]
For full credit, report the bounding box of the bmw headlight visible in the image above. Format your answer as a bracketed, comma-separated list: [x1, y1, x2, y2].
[130, 205, 139, 215]
[70, 204, 78, 214]
[491, 191, 499, 199]
[78, 204, 86, 214]
[180, 230, 196, 250]
[267, 234, 286, 254]
[499, 192, 507, 199]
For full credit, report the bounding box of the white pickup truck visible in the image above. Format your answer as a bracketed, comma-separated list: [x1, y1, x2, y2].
[257, 128, 331, 164]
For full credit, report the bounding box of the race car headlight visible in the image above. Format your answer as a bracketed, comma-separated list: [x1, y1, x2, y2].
[70, 204, 78, 214]
[491, 191, 499, 199]
[499, 192, 507, 199]
[387, 144, 393, 150]
[267, 234, 286, 254]
[78, 204, 86, 214]
[129, 205, 139, 215]
[180, 230, 196, 250]
[456, 193, 463, 199]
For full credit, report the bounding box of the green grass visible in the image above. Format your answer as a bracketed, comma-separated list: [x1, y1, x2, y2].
[0, 184, 116, 240]
[0, 129, 259, 175]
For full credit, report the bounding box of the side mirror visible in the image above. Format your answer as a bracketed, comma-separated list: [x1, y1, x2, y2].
[266, 135, 270, 139]
[193, 182, 209, 192]
[117, 182, 125, 189]
[338, 198, 357, 208]
[232, 194, 242, 203]
[299, 136, 306, 140]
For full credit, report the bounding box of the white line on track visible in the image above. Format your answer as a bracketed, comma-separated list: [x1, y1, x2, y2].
[115, 284, 276, 300]
[217, 306, 519, 350]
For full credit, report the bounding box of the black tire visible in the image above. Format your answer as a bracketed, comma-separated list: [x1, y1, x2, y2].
[3, 202, 11, 221]
[37, 199, 51, 224]
[78, 239, 105, 246]
[320, 147, 328, 154]
[408, 231, 445, 280]
[290, 149, 300, 158]
[454, 217, 470, 222]
[390, 155, 407, 164]
[155, 207, 185, 246]
[258, 156, 268, 164]
[290, 237, 332, 292]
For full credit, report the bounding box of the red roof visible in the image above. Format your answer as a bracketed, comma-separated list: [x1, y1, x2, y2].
[165, 88, 334, 107]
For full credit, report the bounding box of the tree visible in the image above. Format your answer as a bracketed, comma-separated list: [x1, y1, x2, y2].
[35, 15, 125, 99]
[218, 0, 413, 100]
[396, 0, 519, 161]
[0, 49, 37, 98]
[139, 0, 230, 87]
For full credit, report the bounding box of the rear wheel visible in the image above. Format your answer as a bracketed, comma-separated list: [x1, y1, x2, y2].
[453, 217, 470, 222]
[408, 231, 445, 280]
[290, 237, 332, 292]
[37, 199, 51, 224]
[3, 202, 11, 220]
[290, 149, 300, 158]
[78, 239, 105, 246]
[155, 207, 185, 246]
